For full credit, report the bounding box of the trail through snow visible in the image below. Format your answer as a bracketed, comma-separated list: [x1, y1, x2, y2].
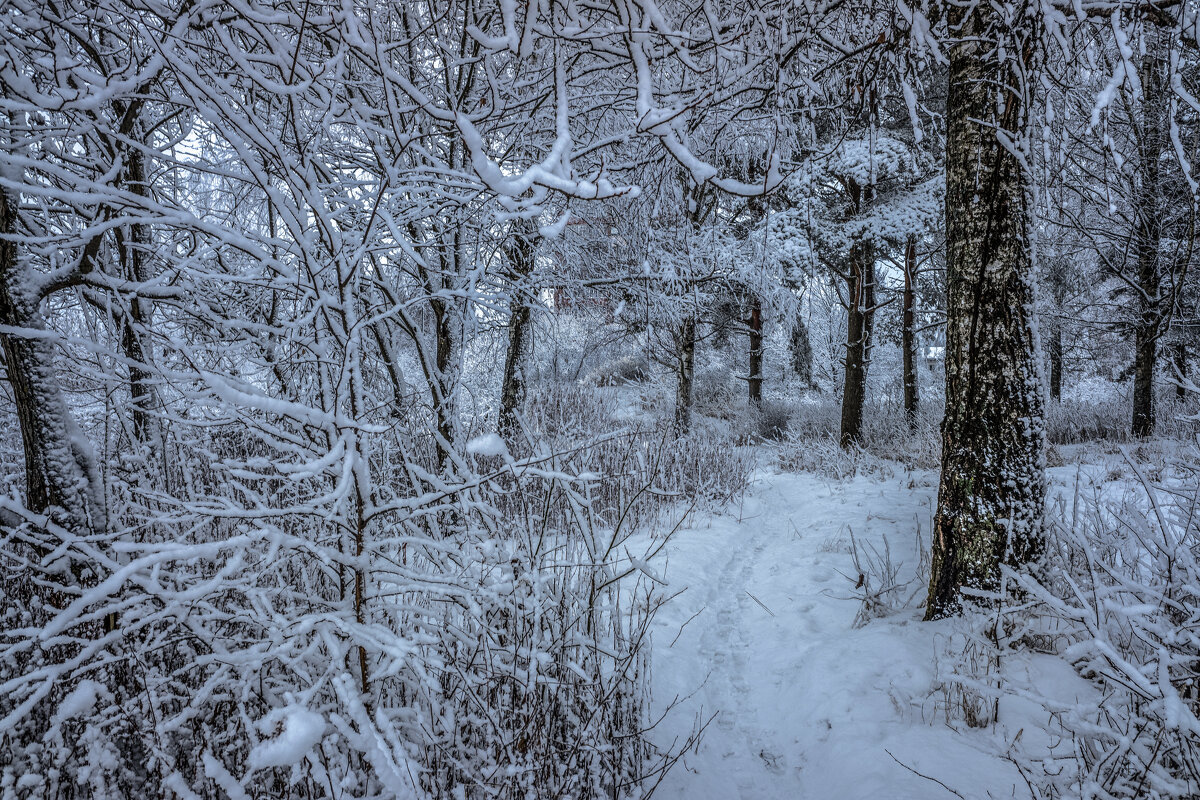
[649, 465, 1037, 799]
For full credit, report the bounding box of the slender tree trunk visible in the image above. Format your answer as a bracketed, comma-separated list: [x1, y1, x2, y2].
[432, 293, 456, 469]
[1174, 340, 1188, 401]
[902, 236, 920, 428]
[116, 146, 162, 453]
[926, 7, 1046, 619]
[499, 226, 538, 441]
[840, 243, 875, 448]
[748, 295, 763, 409]
[1132, 31, 1165, 437]
[1048, 315, 1063, 402]
[673, 316, 696, 434]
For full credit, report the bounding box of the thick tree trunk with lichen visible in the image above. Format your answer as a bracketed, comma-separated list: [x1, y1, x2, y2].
[0, 188, 103, 538]
[1131, 32, 1166, 437]
[926, 6, 1046, 619]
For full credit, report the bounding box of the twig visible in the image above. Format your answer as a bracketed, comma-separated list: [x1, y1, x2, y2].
[670, 604, 707, 648]
[745, 590, 775, 617]
[884, 749, 966, 799]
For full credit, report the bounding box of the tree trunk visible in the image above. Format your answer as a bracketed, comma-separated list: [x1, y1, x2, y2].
[499, 226, 538, 441]
[0, 187, 103, 538]
[673, 316, 696, 434]
[748, 295, 763, 409]
[840, 243, 875, 448]
[1132, 33, 1165, 438]
[902, 236, 920, 428]
[1048, 315, 1063, 402]
[432, 293, 456, 470]
[926, 7, 1046, 619]
[1174, 340, 1188, 402]
[116, 146, 162, 453]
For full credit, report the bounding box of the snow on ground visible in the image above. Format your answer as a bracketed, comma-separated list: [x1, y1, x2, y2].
[649, 460, 1086, 799]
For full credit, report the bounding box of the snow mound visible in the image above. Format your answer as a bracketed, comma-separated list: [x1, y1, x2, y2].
[56, 679, 103, 720]
[249, 706, 325, 768]
[466, 433, 509, 457]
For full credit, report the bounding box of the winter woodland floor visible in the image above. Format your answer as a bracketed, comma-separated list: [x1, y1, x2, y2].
[649, 457, 1093, 799]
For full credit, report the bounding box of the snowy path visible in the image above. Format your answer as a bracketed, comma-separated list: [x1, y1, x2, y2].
[649, 466, 1032, 799]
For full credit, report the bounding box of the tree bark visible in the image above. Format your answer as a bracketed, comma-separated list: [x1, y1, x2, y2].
[790, 314, 814, 388]
[499, 225, 538, 441]
[116, 145, 161, 452]
[1174, 340, 1188, 402]
[840, 243, 875, 448]
[1131, 31, 1165, 437]
[0, 187, 104, 537]
[432, 293, 456, 470]
[926, 7, 1046, 619]
[748, 295, 763, 409]
[673, 316, 696, 434]
[902, 236, 920, 428]
[1048, 315, 1063, 402]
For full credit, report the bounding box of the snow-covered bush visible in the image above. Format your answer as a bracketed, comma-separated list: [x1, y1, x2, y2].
[1046, 390, 1200, 445]
[523, 379, 755, 525]
[746, 399, 795, 442]
[588, 354, 651, 387]
[0, 412, 696, 800]
[778, 393, 942, 476]
[933, 452, 1200, 799]
[1010, 458, 1200, 799]
[848, 528, 928, 627]
[693, 362, 741, 421]
[932, 627, 1003, 730]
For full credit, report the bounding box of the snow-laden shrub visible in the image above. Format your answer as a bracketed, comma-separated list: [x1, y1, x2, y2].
[0, 380, 721, 800]
[524, 379, 622, 439]
[958, 453, 1200, 799]
[777, 436, 894, 479]
[587, 353, 650, 387]
[522, 380, 754, 521]
[1046, 390, 1200, 444]
[779, 393, 942, 476]
[732, 399, 794, 442]
[408, 463, 671, 799]
[693, 363, 740, 421]
[847, 527, 928, 627]
[931, 616, 1004, 730]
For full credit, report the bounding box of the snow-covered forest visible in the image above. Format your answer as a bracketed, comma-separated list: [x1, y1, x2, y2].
[2, 0, 1200, 797]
